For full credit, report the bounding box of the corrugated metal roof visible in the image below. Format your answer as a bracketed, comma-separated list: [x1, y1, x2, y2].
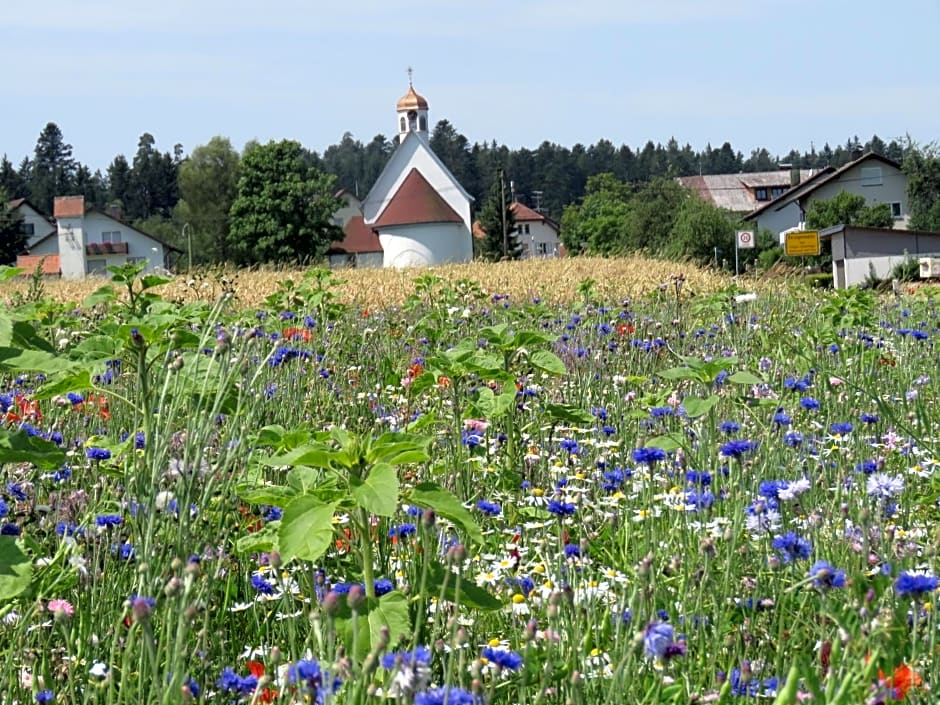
[677, 169, 821, 212]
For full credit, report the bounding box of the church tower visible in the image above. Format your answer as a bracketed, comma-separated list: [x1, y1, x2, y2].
[396, 68, 429, 142]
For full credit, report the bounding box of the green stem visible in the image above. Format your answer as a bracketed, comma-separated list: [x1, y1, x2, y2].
[358, 507, 376, 600]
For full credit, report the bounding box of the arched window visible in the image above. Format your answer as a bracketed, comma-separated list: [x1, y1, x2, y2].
[408, 110, 418, 131]
[419, 115, 427, 131]
[399, 116, 406, 132]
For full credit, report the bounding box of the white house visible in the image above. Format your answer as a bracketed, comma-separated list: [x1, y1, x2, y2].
[17, 195, 179, 278]
[360, 80, 474, 268]
[744, 153, 909, 241]
[7, 198, 57, 248]
[822, 224, 940, 289]
[511, 202, 561, 258]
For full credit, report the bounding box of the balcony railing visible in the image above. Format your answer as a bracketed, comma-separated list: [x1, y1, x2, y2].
[85, 241, 129, 255]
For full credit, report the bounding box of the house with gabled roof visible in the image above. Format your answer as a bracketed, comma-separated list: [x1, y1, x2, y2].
[7, 197, 57, 249]
[678, 169, 822, 215]
[472, 201, 562, 258]
[15, 195, 180, 278]
[359, 79, 473, 268]
[744, 153, 909, 241]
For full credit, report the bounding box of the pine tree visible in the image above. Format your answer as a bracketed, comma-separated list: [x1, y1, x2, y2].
[0, 188, 26, 265]
[30, 123, 76, 214]
[477, 170, 522, 261]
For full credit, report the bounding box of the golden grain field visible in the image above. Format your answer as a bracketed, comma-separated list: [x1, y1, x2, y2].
[1, 256, 775, 309]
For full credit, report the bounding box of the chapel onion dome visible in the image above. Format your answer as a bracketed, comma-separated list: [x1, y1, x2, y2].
[397, 85, 429, 111]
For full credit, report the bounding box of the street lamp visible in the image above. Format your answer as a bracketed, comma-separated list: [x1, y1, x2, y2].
[182, 223, 192, 271]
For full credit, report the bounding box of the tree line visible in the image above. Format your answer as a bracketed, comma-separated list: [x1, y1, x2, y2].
[0, 120, 935, 268]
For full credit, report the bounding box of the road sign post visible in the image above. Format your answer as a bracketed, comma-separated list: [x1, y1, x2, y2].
[784, 231, 820, 257]
[735, 230, 754, 276]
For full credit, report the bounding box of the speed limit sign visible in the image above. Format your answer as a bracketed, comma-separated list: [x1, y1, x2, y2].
[736, 230, 755, 249]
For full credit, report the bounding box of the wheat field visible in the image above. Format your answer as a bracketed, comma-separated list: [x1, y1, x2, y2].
[2, 256, 773, 309]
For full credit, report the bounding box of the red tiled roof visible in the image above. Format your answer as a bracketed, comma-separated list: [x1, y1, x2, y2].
[373, 169, 463, 228]
[330, 216, 383, 254]
[16, 254, 60, 275]
[53, 195, 85, 218]
[510, 202, 546, 222]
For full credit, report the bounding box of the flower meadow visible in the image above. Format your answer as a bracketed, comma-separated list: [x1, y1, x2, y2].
[1, 261, 940, 704]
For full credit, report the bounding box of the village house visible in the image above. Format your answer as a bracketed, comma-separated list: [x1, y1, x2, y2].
[744, 153, 909, 241]
[472, 201, 562, 258]
[15, 195, 179, 278]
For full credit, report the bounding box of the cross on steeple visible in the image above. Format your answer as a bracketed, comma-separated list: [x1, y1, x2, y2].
[407, 66, 413, 87]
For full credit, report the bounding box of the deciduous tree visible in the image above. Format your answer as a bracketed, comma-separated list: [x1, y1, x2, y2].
[904, 145, 940, 232]
[805, 190, 893, 230]
[177, 136, 241, 263]
[229, 140, 343, 265]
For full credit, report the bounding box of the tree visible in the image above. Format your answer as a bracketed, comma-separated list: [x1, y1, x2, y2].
[125, 133, 180, 220]
[805, 190, 894, 230]
[560, 173, 632, 254]
[621, 178, 690, 253]
[107, 154, 132, 209]
[904, 145, 940, 232]
[0, 156, 28, 199]
[476, 170, 521, 261]
[29, 122, 76, 214]
[229, 140, 343, 265]
[0, 189, 26, 265]
[666, 196, 736, 266]
[177, 136, 241, 263]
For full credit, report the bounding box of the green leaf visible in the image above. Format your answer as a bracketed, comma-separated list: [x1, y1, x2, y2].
[351, 462, 399, 517]
[83, 285, 117, 308]
[681, 395, 720, 418]
[368, 591, 411, 647]
[259, 445, 336, 469]
[657, 366, 698, 381]
[409, 483, 483, 544]
[0, 348, 75, 374]
[0, 266, 23, 283]
[0, 429, 67, 469]
[366, 433, 431, 466]
[239, 485, 298, 507]
[278, 496, 337, 562]
[727, 370, 763, 385]
[645, 434, 685, 452]
[0, 314, 12, 347]
[529, 349, 567, 376]
[426, 561, 502, 611]
[543, 403, 595, 426]
[0, 536, 32, 600]
[33, 369, 93, 400]
[140, 274, 172, 290]
[287, 466, 325, 495]
[235, 521, 280, 554]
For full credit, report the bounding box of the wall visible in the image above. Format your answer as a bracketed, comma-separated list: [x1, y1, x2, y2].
[379, 222, 472, 268]
[519, 220, 561, 258]
[829, 228, 940, 288]
[754, 202, 805, 243]
[332, 193, 363, 228]
[803, 161, 909, 229]
[56, 215, 86, 279]
[84, 212, 166, 273]
[18, 204, 56, 248]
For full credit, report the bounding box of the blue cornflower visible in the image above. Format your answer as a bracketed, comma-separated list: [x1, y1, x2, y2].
[559, 438, 580, 454]
[685, 470, 712, 486]
[772, 410, 791, 427]
[719, 420, 740, 434]
[649, 406, 674, 418]
[758, 480, 788, 500]
[183, 677, 201, 698]
[895, 571, 939, 597]
[388, 523, 417, 539]
[2, 523, 21, 536]
[216, 667, 258, 696]
[482, 646, 523, 670]
[799, 397, 820, 411]
[860, 412, 879, 424]
[564, 543, 582, 558]
[830, 422, 853, 436]
[643, 622, 685, 660]
[288, 659, 341, 702]
[808, 560, 846, 590]
[475, 499, 502, 516]
[95, 514, 123, 527]
[772, 532, 812, 563]
[462, 430, 484, 448]
[7, 482, 27, 501]
[381, 646, 432, 669]
[262, 506, 282, 522]
[86, 447, 111, 461]
[632, 447, 666, 465]
[66, 392, 84, 405]
[720, 439, 757, 459]
[783, 431, 804, 447]
[35, 691, 54, 704]
[251, 574, 276, 595]
[374, 579, 394, 596]
[0, 499, 7, 518]
[415, 687, 479, 705]
[685, 490, 715, 511]
[547, 500, 576, 516]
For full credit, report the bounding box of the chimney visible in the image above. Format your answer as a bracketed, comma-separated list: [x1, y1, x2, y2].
[790, 167, 801, 187]
[53, 195, 85, 218]
[106, 204, 123, 222]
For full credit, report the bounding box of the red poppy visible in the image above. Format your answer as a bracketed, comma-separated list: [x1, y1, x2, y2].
[283, 327, 311, 342]
[617, 323, 635, 336]
[879, 663, 922, 700]
[247, 661, 278, 703]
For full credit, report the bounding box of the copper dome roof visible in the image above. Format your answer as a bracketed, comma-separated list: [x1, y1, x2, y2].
[397, 85, 429, 111]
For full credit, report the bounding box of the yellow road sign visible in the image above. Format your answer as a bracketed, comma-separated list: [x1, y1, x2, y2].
[785, 230, 820, 257]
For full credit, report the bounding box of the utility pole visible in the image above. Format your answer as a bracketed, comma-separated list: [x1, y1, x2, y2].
[500, 168, 508, 259]
[532, 190, 543, 212]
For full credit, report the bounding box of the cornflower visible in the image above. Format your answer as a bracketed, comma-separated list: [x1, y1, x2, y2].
[808, 560, 846, 590]
[771, 532, 812, 563]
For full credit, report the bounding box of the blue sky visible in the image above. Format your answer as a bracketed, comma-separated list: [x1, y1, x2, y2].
[3, 0, 938, 172]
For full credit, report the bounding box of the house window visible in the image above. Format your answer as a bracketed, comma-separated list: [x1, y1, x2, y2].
[419, 116, 427, 131]
[127, 257, 147, 264]
[770, 187, 785, 199]
[861, 167, 883, 186]
[86, 258, 107, 274]
[537, 242, 549, 255]
[755, 188, 769, 201]
[399, 117, 406, 132]
[101, 230, 122, 243]
[20, 222, 34, 236]
[891, 202, 903, 219]
[517, 223, 530, 235]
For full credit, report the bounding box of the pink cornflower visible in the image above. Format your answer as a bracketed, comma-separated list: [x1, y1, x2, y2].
[47, 599, 74, 618]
